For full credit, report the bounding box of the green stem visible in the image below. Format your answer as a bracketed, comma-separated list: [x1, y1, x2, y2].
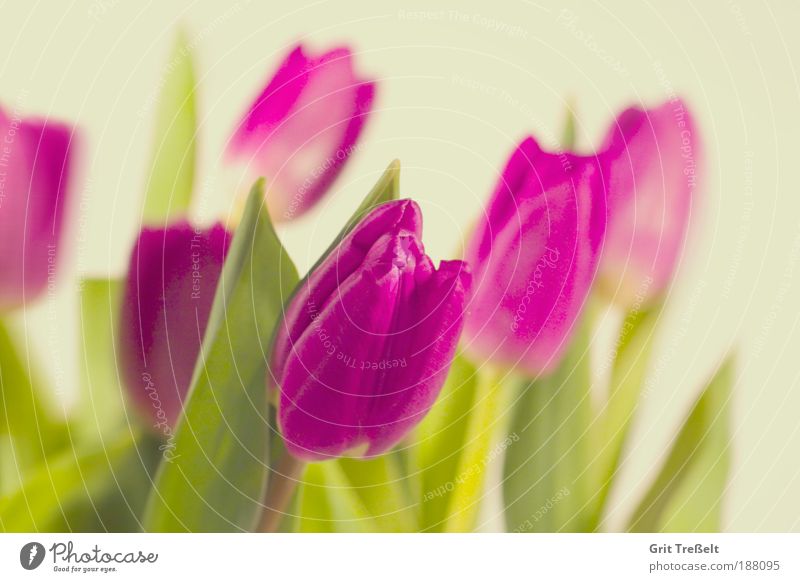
[258, 451, 306, 532]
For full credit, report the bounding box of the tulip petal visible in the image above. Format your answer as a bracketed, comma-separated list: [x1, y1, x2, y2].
[0, 108, 75, 309]
[273, 199, 469, 460]
[119, 222, 230, 426]
[363, 260, 471, 455]
[278, 232, 419, 459]
[599, 99, 700, 305]
[464, 137, 604, 375]
[229, 44, 376, 221]
[230, 46, 310, 151]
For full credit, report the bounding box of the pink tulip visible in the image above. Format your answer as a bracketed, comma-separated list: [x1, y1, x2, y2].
[118, 222, 231, 427]
[228, 44, 375, 222]
[598, 99, 701, 306]
[463, 137, 606, 376]
[0, 104, 77, 309]
[270, 200, 470, 460]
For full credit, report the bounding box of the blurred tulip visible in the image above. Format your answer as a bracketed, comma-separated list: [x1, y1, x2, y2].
[463, 137, 605, 376]
[270, 200, 470, 461]
[228, 44, 375, 222]
[0, 104, 77, 309]
[598, 99, 700, 306]
[119, 222, 231, 428]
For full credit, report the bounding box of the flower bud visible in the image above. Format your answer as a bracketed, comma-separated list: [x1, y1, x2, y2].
[0, 105, 77, 309]
[463, 137, 605, 375]
[598, 99, 701, 306]
[271, 200, 470, 460]
[119, 222, 231, 427]
[228, 44, 375, 222]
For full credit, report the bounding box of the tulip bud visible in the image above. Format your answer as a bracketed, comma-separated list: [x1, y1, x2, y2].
[228, 44, 376, 222]
[598, 99, 701, 306]
[119, 222, 231, 428]
[0, 105, 77, 310]
[463, 137, 605, 376]
[270, 200, 470, 460]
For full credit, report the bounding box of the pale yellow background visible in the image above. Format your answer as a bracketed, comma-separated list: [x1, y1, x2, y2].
[1, 0, 798, 531]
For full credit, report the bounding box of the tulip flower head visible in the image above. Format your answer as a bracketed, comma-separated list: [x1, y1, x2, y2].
[228, 44, 375, 222]
[119, 222, 231, 428]
[463, 137, 606, 376]
[0, 104, 77, 310]
[598, 99, 701, 306]
[270, 200, 470, 461]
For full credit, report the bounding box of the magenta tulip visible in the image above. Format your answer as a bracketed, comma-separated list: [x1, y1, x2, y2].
[228, 44, 375, 222]
[598, 99, 701, 306]
[119, 222, 231, 428]
[0, 104, 77, 310]
[270, 200, 470, 461]
[463, 137, 606, 376]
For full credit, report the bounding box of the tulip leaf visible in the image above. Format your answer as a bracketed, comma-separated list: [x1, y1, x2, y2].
[142, 27, 197, 223]
[443, 369, 508, 532]
[144, 179, 299, 532]
[321, 159, 400, 263]
[409, 354, 508, 532]
[503, 319, 596, 532]
[339, 456, 416, 531]
[410, 355, 478, 531]
[0, 317, 69, 488]
[76, 278, 128, 443]
[297, 454, 415, 533]
[589, 302, 662, 528]
[349, 159, 400, 228]
[296, 462, 372, 532]
[561, 101, 577, 150]
[628, 356, 733, 532]
[0, 430, 160, 532]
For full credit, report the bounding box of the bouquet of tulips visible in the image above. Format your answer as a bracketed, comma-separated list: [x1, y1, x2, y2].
[0, 31, 731, 533]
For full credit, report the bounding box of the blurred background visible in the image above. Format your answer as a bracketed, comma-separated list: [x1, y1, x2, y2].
[1, 0, 798, 531]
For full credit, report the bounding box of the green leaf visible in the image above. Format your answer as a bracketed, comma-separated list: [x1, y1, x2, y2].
[337, 456, 416, 531]
[0, 317, 69, 488]
[297, 455, 415, 533]
[561, 100, 577, 150]
[296, 462, 371, 532]
[503, 318, 595, 532]
[408, 355, 509, 532]
[411, 355, 477, 531]
[589, 302, 662, 528]
[318, 160, 400, 266]
[0, 430, 159, 532]
[144, 179, 299, 532]
[75, 278, 127, 443]
[628, 356, 734, 532]
[142, 27, 198, 223]
[441, 366, 508, 533]
[349, 159, 400, 226]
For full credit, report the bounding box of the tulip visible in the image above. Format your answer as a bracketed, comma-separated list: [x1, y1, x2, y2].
[0, 104, 77, 309]
[463, 137, 605, 376]
[598, 99, 700, 306]
[270, 200, 470, 461]
[228, 44, 376, 222]
[119, 222, 231, 428]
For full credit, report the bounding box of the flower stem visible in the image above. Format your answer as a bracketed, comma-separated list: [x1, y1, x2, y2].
[257, 451, 306, 532]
